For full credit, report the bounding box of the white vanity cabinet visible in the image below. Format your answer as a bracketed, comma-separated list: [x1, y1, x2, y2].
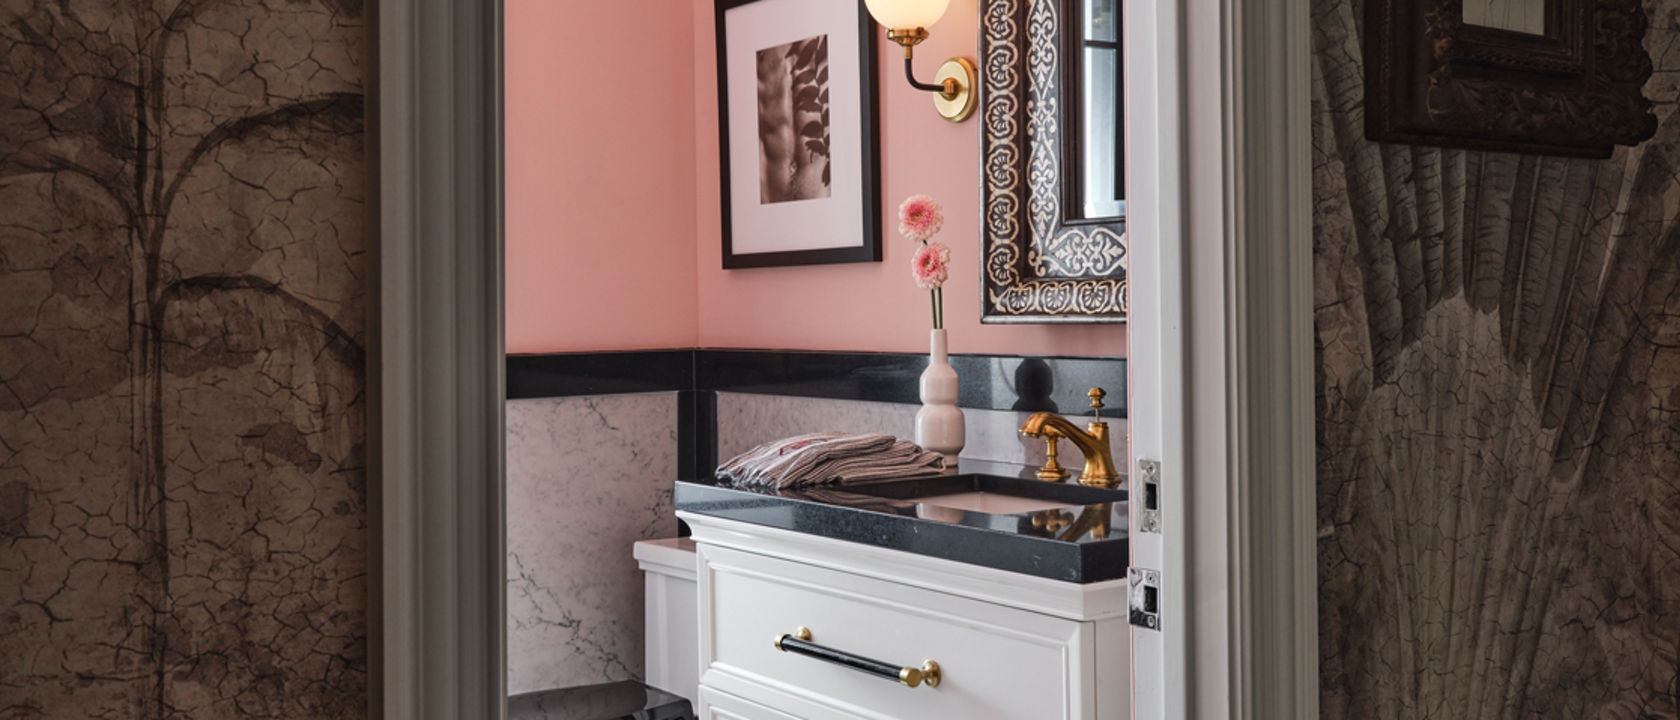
[679, 511, 1132, 720]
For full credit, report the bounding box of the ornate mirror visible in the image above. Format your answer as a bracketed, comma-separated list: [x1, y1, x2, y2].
[980, 0, 1127, 323]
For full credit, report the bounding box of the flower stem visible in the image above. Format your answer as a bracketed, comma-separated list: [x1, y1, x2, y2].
[930, 289, 939, 330]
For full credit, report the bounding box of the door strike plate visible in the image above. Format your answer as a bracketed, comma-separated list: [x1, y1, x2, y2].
[1137, 459, 1161, 534]
[1128, 567, 1161, 631]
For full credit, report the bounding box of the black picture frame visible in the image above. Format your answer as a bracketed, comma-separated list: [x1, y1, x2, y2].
[715, 0, 882, 269]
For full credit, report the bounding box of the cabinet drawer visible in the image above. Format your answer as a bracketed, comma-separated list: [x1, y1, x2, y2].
[699, 543, 1092, 720]
[699, 686, 805, 720]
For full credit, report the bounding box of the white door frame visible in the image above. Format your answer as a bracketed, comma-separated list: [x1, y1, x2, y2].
[1122, 0, 1188, 714]
[375, 0, 507, 718]
[1178, 0, 1319, 716]
[1131, 0, 1317, 716]
[370, 0, 1316, 716]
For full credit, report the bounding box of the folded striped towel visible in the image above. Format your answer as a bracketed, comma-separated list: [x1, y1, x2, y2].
[717, 432, 949, 489]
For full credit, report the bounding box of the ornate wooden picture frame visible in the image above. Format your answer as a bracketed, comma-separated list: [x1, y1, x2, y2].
[980, 0, 1128, 324]
[1365, 0, 1656, 158]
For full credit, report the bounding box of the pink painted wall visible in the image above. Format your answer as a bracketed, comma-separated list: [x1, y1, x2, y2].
[691, 1, 1127, 357]
[505, 1, 1126, 357]
[505, 0, 699, 353]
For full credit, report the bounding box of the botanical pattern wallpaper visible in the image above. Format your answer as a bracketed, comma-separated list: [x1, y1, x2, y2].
[0, 2, 367, 718]
[1314, 0, 1680, 717]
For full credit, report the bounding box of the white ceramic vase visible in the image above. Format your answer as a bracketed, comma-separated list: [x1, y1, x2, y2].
[915, 328, 965, 468]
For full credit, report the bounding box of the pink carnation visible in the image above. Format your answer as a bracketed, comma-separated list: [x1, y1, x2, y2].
[897, 194, 944, 242]
[911, 241, 951, 290]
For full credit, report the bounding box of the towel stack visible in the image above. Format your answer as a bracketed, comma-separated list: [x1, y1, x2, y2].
[717, 432, 949, 489]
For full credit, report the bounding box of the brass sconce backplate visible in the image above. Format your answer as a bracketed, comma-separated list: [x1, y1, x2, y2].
[932, 57, 977, 122]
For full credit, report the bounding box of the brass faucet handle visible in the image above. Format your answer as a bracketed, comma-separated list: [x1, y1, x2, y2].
[1088, 387, 1106, 420]
[1036, 435, 1071, 482]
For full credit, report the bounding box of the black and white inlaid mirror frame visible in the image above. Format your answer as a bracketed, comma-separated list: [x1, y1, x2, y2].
[980, 0, 1128, 323]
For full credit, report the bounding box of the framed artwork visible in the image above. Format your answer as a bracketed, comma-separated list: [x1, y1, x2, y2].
[1365, 0, 1656, 158]
[716, 0, 882, 268]
[979, 0, 1128, 323]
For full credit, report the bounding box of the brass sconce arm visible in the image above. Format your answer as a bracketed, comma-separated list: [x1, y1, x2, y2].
[904, 56, 960, 99]
[879, 25, 976, 123]
[885, 27, 951, 95]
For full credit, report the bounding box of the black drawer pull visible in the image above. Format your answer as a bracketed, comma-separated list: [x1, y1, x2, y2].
[772, 626, 942, 689]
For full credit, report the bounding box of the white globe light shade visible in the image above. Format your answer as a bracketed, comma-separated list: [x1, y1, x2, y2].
[863, 0, 950, 29]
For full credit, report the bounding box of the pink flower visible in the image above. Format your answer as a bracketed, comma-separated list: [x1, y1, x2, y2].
[911, 242, 951, 290]
[897, 194, 944, 242]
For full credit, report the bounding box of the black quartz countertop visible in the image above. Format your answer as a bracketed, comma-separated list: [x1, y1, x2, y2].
[675, 459, 1129, 584]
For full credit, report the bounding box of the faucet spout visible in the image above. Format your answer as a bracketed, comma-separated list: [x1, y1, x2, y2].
[1018, 412, 1121, 488]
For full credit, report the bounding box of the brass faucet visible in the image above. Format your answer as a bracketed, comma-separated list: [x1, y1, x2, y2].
[1019, 388, 1121, 489]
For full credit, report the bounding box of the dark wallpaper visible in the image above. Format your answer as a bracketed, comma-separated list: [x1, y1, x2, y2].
[1314, 0, 1680, 717]
[0, 2, 367, 717]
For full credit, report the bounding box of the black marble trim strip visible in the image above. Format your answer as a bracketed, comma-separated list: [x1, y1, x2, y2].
[507, 349, 1127, 417]
[677, 389, 718, 482]
[506, 350, 694, 399]
[697, 349, 1126, 418]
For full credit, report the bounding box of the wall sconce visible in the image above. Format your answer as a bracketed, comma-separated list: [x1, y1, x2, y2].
[863, 0, 977, 122]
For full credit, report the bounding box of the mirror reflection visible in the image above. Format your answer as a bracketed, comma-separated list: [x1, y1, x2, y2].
[1072, 0, 1124, 219]
[1462, 0, 1546, 35]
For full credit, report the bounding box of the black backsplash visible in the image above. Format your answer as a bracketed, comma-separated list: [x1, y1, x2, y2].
[506, 348, 1126, 480]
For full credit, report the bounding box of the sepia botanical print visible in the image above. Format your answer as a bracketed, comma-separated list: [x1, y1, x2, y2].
[1315, 0, 1680, 716]
[0, 1, 367, 718]
[756, 33, 832, 204]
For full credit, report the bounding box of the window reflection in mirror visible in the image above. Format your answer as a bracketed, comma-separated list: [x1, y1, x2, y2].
[1461, 0, 1546, 35]
[1070, 0, 1124, 220]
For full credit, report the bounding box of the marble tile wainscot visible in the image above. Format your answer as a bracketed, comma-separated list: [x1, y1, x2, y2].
[506, 393, 679, 695]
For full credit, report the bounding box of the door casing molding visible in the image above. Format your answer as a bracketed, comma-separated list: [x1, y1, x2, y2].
[376, 0, 507, 717]
[1128, 0, 1316, 714]
[1178, 0, 1318, 715]
[1224, 0, 1319, 714]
